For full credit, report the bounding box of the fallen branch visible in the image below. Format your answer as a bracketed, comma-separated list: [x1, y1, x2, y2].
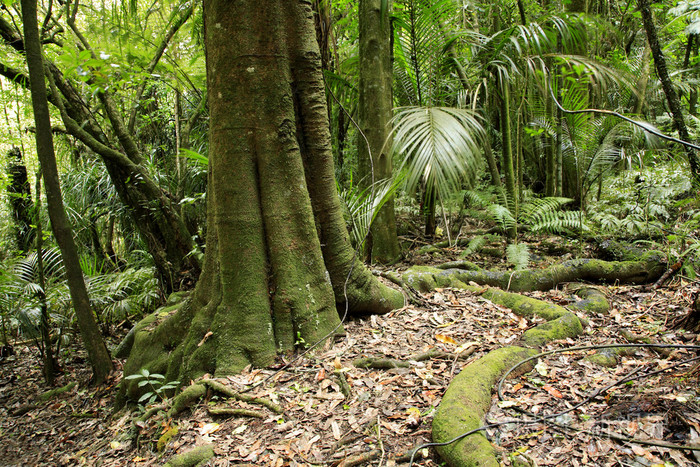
[337, 449, 381, 467]
[353, 348, 476, 369]
[334, 370, 351, 399]
[39, 381, 77, 401]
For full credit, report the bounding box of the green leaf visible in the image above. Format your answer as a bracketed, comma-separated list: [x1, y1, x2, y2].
[138, 392, 154, 403]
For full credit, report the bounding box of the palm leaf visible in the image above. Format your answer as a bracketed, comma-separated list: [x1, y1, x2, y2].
[391, 106, 484, 203]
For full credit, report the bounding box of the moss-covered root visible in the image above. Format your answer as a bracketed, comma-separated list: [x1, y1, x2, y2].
[39, 382, 77, 401]
[433, 346, 538, 467]
[478, 287, 583, 347]
[428, 257, 666, 292]
[168, 383, 207, 417]
[163, 444, 215, 467]
[341, 260, 405, 315]
[521, 313, 583, 347]
[569, 285, 610, 314]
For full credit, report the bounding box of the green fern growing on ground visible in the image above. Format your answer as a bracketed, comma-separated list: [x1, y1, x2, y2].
[507, 243, 531, 270]
[464, 189, 586, 237]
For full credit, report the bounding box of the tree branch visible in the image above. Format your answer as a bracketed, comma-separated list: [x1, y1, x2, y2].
[550, 87, 700, 152]
[127, 0, 196, 133]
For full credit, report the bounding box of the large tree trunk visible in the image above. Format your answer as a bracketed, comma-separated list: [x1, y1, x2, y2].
[21, 0, 112, 384]
[358, 0, 400, 263]
[122, 0, 403, 395]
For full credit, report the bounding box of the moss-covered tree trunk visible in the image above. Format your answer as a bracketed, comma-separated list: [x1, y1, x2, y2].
[122, 0, 403, 395]
[358, 0, 400, 263]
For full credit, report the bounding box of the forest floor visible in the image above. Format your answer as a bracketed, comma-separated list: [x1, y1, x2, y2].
[1, 241, 700, 466]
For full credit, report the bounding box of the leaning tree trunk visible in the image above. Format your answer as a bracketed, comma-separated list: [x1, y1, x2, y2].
[358, 0, 400, 263]
[21, 0, 112, 384]
[122, 0, 403, 396]
[638, 0, 700, 186]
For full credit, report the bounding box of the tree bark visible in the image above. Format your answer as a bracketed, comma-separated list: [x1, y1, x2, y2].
[638, 0, 700, 186]
[21, 0, 112, 384]
[122, 0, 403, 396]
[358, 0, 400, 263]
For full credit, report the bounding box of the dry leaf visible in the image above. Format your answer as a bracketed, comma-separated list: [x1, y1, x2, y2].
[543, 385, 563, 398]
[199, 422, 220, 435]
[435, 334, 457, 345]
[406, 407, 421, 429]
[331, 421, 341, 440]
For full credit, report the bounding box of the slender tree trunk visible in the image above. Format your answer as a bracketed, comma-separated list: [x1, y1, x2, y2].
[35, 173, 55, 385]
[545, 92, 556, 196]
[358, 0, 400, 263]
[21, 0, 112, 384]
[6, 147, 35, 253]
[684, 35, 697, 117]
[122, 0, 403, 396]
[638, 0, 700, 186]
[499, 79, 518, 222]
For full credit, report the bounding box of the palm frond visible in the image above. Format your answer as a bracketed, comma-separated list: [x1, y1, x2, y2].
[391, 106, 484, 203]
[339, 174, 404, 250]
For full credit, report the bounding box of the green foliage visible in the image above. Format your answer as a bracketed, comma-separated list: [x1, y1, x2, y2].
[507, 243, 530, 270]
[589, 163, 691, 237]
[339, 174, 404, 250]
[460, 235, 487, 257]
[124, 368, 180, 405]
[0, 249, 67, 341]
[464, 188, 586, 237]
[391, 106, 484, 207]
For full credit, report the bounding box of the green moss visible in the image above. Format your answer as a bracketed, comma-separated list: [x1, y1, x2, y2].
[586, 350, 618, 367]
[403, 266, 468, 293]
[521, 313, 583, 347]
[433, 346, 538, 466]
[570, 286, 609, 314]
[168, 383, 207, 417]
[166, 291, 190, 306]
[163, 444, 214, 467]
[481, 288, 568, 321]
[157, 425, 179, 452]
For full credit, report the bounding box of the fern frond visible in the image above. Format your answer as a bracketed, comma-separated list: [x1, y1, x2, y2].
[507, 243, 530, 270]
[460, 235, 488, 257]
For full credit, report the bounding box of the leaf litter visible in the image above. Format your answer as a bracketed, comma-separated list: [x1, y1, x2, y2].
[0, 276, 698, 466]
